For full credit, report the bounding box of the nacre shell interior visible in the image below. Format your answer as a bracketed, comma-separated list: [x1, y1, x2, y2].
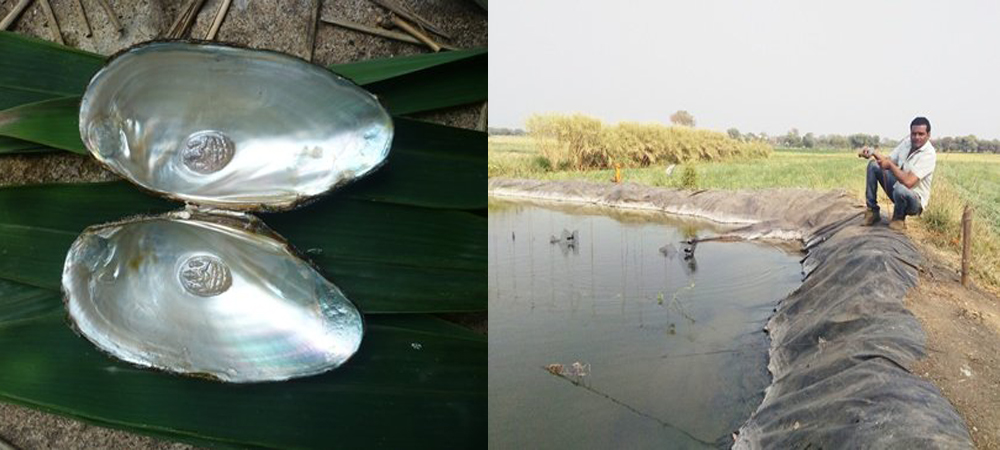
[61, 212, 365, 382]
[79, 42, 393, 210]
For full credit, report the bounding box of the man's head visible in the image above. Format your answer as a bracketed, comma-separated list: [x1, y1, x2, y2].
[910, 117, 931, 149]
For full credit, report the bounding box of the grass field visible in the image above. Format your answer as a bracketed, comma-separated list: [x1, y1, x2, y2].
[490, 136, 1000, 292]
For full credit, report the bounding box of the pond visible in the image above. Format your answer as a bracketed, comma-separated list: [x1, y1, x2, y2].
[488, 199, 803, 449]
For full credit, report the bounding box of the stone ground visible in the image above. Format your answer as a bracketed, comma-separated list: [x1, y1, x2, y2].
[0, 0, 486, 447]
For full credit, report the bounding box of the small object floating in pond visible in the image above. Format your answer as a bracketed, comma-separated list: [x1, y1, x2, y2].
[411, 342, 422, 350]
[682, 240, 698, 260]
[549, 229, 579, 246]
[544, 361, 590, 378]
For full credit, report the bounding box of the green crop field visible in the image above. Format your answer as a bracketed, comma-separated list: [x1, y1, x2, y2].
[490, 135, 1000, 292]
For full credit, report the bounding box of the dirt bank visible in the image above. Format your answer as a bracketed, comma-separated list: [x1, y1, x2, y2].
[906, 226, 1000, 449]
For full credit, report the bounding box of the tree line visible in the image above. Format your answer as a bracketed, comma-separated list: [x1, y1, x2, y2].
[732, 128, 1000, 153]
[492, 108, 1000, 153]
[488, 127, 527, 136]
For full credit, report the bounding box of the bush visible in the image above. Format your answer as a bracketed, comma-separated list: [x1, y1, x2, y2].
[525, 113, 771, 171]
[532, 155, 553, 172]
[920, 205, 955, 236]
[680, 165, 698, 189]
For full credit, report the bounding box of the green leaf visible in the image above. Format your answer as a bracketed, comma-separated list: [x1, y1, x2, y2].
[344, 117, 485, 209]
[0, 96, 85, 153]
[330, 47, 486, 85]
[364, 52, 487, 115]
[0, 31, 104, 100]
[0, 136, 54, 154]
[0, 300, 485, 449]
[0, 86, 61, 110]
[0, 279, 63, 325]
[0, 182, 485, 313]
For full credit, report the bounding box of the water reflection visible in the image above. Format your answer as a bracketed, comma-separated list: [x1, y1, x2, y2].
[489, 199, 803, 449]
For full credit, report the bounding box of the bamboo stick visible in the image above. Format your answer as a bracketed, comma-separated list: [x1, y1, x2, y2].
[173, 0, 207, 38]
[372, 0, 450, 39]
[391, 15, 440, 52]
[0, 0, 33, 31]
[307, 0, 321, 62]
[961, 205, 973, 286]
[96, 0, 123, 34]
[320, 16, 456, 50]
[73, 0, 91, 36]
[167, 0, 197, 38]
[37, 0, 64, 44]
[206, 0, 232, 40]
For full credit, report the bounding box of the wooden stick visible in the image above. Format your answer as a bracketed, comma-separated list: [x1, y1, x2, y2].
[37, 0, 64, 44]
[319, 16, 456, 50]
[167, 0, 197, 38]
[173, 0, 206, 39]
[0, 0, 33, 31]
[307, 0, 321, 62]
[73, 0, 91, 36]
[391, 15, 440, 52]
[96, 0, 123, 34]
[961, 205, 973, 286]
[206, 0, 232, 40]
[372, 0, 450, 39]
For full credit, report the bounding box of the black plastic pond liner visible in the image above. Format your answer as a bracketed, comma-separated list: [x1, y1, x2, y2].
[488, 179, 974, 449]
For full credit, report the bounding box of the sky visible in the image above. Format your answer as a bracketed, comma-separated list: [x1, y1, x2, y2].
[489, 0, 1000, 139]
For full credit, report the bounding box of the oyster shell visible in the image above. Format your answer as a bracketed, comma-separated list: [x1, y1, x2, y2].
[61, 210, 364, 382]
[79, 42, 393, 211]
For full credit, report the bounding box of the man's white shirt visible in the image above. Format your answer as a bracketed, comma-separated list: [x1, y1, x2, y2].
[887, 137, 936, 209]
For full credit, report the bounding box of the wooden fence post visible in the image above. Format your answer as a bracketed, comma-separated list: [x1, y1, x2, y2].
[961, 205, 973, 287]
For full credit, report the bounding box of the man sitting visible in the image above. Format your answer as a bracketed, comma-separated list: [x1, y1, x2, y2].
[859, 117, 937, 231]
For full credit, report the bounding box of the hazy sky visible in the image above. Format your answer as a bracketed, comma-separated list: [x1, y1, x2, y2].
[490, 1, 1000, 139]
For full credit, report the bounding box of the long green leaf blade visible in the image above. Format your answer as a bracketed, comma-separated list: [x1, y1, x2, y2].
[330, 47, 486, 85]
[0, 31, 103, 99]
[0, 96, 84, 152]
[365, 53, 487, 115]
[345, 117, 485, 209]
[0, 311, 485, 449]
[0, 136, 53, 154]
[0, 86, 62, 110]
[0, 279, 63, 325]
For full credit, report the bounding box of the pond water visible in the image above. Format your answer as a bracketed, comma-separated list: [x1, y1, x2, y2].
[488, 199, 803, 449]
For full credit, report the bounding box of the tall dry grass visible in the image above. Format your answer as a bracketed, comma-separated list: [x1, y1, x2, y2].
[525, 113, 771, 170]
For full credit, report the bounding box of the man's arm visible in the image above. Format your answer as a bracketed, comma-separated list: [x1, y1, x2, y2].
[876, 155, 919, 188]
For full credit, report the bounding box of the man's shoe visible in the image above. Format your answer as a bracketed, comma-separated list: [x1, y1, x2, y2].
[888, 219, 907, 232]
[861, 209, 881, 227]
